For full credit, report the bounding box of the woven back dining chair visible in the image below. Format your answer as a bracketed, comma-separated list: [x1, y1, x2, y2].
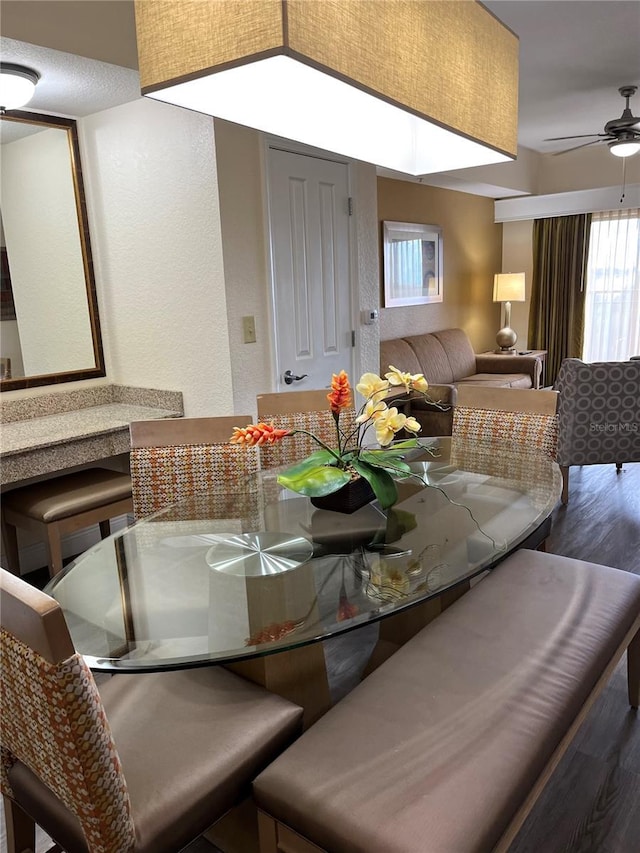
[256, 389, 358, 469]
[0, 568, 303, 853]
[452, 386, 559, 459]
[129, 415, 257, 520]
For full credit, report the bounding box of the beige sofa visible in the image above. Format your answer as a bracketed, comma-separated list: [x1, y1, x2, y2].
[380, 328, 542, 434]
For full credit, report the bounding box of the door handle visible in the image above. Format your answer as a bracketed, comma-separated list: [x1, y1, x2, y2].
[284, 370, 308, 385]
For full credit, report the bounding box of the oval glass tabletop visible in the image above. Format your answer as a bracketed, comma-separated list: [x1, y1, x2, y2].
[45, 438, 562, 672]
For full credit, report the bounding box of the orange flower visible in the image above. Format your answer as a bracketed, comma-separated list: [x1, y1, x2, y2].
[230, 422, 291, 446]
[327, 370, 352, 414]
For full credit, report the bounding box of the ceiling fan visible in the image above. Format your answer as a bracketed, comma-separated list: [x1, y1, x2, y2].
[545, 85, 640, 158]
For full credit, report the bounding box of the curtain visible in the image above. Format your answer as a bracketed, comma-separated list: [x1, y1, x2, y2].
[583, 208, 640, 361]
[528, 213, 592, 385]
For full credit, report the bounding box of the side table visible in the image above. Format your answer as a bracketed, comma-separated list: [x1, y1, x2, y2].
[479, 349, 547, 387]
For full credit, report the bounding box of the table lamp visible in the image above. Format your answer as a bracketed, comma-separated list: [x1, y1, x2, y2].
[493, 272, 526, 353]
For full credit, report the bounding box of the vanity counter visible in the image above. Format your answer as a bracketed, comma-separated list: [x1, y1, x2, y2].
[1, 386, 183, 486]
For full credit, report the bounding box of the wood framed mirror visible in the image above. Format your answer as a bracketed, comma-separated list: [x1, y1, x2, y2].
[0, 109, 105, 391]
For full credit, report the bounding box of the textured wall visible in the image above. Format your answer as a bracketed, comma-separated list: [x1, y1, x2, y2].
[377, 178, 502, 354]
[214, 120, 272, 420]
[352, 160, 381, 377]
[80, 98, 233, 417]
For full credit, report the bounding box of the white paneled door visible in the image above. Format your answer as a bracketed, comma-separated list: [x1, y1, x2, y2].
[266, 146, 354, 391]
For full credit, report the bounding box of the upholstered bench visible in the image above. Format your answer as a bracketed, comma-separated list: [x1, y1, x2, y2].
[1, 468, 133, 577]
[253, 550, 640, 853]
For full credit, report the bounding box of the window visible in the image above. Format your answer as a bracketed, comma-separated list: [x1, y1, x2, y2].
[583, 209, 640, 361]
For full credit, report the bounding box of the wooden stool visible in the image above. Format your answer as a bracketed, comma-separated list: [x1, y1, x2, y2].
[1, 468, 133, 577]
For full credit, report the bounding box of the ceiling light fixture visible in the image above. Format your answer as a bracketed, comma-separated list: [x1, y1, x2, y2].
[0, 63, 40, 111]
[609, 136, 640, 158]
[133, 0, 519, 176]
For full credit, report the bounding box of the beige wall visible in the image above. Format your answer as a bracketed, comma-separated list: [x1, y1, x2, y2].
[377, 178, 502, 353]
[214, 120, 272, 419]
[537, 145, 640, 196]
[501, 220, 534, 350]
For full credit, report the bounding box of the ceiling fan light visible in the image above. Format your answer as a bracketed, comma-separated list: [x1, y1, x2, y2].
[609, 138, 640, 158]
[0, 63, 40, 110]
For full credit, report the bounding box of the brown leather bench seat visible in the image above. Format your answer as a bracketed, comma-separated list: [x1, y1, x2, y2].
[253, 550, 640, 853]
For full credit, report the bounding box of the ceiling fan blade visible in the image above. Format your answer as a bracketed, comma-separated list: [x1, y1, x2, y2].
[551, 139, 606, 155]
[544, 133, 608, 141]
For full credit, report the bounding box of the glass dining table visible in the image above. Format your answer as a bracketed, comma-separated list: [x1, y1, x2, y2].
[45, 437, 562, 726]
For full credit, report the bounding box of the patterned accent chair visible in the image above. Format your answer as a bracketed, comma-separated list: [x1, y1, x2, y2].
[256, 390, 357, 469]
[129, 415, 258, 520]
[452, 386, 559, 459]
[554, 358, 640, 504]
[0, 569, 303, 853]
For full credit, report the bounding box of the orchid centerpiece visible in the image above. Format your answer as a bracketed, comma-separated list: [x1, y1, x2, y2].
[230, 366, 438, 510]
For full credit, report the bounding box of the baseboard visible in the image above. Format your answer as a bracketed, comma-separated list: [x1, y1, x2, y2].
[17, 514, 133, 575]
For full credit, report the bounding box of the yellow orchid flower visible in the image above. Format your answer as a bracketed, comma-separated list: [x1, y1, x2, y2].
[404, 416, 421, 434]
[356, 372, 389, 403]
[374, 406, 408, 446]
[355, 398, 387, 425]
[410, 375, 429, 393]
[385, 365, 429, 394]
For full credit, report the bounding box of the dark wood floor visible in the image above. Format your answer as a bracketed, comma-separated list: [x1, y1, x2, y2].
[4, 462, 639, 853]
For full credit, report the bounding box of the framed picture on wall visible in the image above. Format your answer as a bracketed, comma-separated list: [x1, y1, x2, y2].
[382, 221, 443, 307]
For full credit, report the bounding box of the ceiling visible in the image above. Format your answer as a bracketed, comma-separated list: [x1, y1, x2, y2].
[1, 1, 639, 159]
[484, 1, 640, 155]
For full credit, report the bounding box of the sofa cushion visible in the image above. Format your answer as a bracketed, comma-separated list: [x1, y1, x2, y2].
[403, 333, 454, 383]
[432, 328, 477, 380]
[456, 373, 533, 389]
[379, 338, 423, 376]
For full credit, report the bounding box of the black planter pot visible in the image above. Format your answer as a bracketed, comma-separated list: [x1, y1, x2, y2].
[310, 477, 376, 514]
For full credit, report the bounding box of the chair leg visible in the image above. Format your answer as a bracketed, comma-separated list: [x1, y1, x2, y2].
[629, 628, 640, 709]
[3, 794, 36, 853]
[45, 524, 65, 577]
[560, 466, 569, 505]
[616, 462, 623, 474]
[1, 516, 21, 575]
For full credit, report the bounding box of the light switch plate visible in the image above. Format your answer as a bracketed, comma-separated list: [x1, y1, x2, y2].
[242, 316, 256, 344]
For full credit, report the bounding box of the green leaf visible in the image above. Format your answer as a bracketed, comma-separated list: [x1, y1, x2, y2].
[360, 441, 418, 460]
[278, 449, 336, 476]
[350, 459, 398, 509]
[359, 450, 412, 478]
[277, 451, 350, 497]
[387, 438, 421, 451]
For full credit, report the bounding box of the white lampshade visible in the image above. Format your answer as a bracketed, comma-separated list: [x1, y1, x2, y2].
[493, 272, 526, 303]
[134, 0, 519, 176]
[609, 138, 640, 158]
[0, 63, 39, 111]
